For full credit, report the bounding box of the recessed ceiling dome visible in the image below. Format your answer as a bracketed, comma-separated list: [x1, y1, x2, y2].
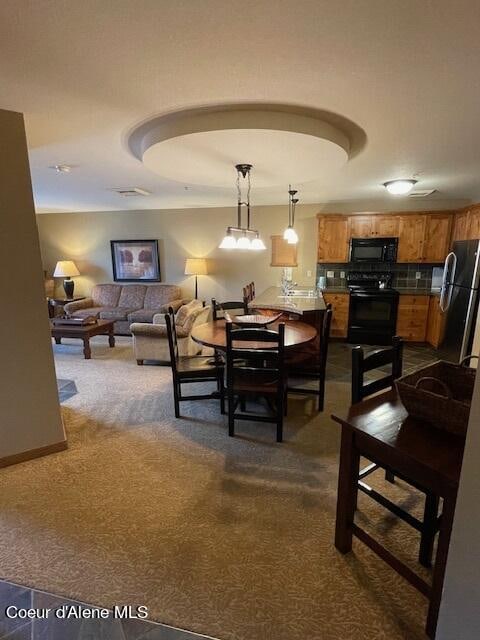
[128, 104, 352, 193]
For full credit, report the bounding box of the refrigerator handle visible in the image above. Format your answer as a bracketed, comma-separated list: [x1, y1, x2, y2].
[440, 252, 457, 312]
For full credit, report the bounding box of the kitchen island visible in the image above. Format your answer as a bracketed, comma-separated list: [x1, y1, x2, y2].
[248, 287, 326, 323]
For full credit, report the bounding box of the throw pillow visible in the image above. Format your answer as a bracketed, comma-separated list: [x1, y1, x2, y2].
[175, 299, 202, 327]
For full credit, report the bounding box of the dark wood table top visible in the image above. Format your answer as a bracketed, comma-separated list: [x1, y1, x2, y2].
[50, 318, 115, 336]
[191, 319, 317, 351]
[331, 390, 465, 492]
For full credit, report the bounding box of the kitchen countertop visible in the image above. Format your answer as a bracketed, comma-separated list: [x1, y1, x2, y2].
[249, 286, 326, 314]
[320, 287, 440, 296]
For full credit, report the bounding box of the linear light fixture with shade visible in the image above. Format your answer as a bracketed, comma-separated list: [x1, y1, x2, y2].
[53, 260, 80, 298]
[219, 164, 266, 251]
[184, 258, 208, 299]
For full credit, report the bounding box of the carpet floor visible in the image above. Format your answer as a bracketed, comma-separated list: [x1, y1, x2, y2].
[0, 337, 430, 639]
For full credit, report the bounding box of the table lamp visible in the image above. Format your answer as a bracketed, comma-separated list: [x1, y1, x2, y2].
[53, 260, 80, 298]
[184, 258, 208, 299]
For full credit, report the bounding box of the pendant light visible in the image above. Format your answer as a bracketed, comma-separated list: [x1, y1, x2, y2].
[283, 186, 299, 244]
[219, 164, 266, 250]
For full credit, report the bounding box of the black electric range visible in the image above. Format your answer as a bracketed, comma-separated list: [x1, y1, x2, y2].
[346, 272, 399, 345]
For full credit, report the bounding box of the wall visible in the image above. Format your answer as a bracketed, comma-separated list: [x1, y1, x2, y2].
[36, 200, 463, 302]
[436, 369, 480, 639]
[36, 205, 321, 302]
[0, 109, 65, 462]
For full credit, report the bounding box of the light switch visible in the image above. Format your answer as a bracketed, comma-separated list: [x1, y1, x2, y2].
[416, 271, 421, 280]
[326, 270, 334, 278]
[306, 270, 312, 277]
[340, 271, 346, 279]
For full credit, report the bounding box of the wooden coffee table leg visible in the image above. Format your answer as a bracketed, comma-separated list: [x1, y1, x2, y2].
[83, 337, 91, 359]
[108, 327, 115, 348]
[335, 426, 360, 553]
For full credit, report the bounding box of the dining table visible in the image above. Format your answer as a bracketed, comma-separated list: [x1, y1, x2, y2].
[190, 318, 317, 351]
[331, 389, 465, 639]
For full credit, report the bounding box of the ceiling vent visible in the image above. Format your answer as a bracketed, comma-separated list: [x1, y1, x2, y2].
[409, 189, 436, 198]
[110, 187, 151, 197]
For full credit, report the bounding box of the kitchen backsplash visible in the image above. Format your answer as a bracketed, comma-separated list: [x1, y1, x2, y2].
[316, 263, 441, 290]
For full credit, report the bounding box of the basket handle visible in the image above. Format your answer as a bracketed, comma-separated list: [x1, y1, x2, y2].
[460, 355, 479, 367]
[414, 376, 452, 399]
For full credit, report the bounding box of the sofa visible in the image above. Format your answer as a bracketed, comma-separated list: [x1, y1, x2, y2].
[64, 283, 184, 334]
[130, 300, 211, 364]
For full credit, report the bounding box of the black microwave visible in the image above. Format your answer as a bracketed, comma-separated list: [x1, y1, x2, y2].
[350, 237, 398, 263]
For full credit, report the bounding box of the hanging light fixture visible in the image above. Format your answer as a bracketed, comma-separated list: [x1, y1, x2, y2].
[283, 185, 299, 244]
[219, 164, 266, 250]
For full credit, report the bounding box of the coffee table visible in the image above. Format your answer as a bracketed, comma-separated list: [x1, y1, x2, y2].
[50, 319, 115, 359]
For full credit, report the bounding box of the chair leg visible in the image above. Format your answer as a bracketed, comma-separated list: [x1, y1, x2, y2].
[228, 394, 235, 437]
[277, 394, 284, 442]
[220, 377, 225, 415]
[419, 493, 440, 567]
[318, 378, 325, 412]
[385, 470, 395, 483]
[240, 396, 246, 412]
[173, 382, 181, 419]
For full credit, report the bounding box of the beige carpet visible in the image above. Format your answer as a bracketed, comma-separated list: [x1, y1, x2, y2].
[0, 336, 430, 639]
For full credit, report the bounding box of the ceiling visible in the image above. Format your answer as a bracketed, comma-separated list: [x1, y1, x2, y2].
[1, 0, 480, 213]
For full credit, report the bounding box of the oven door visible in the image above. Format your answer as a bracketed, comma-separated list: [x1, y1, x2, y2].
[350, 239, 386, 262]
[348, 292, 399, 345]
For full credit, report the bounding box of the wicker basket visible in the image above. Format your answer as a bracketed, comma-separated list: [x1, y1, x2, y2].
[395, 360, 476, 436]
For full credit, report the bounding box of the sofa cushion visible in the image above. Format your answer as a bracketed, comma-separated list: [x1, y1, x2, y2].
[175, 300, 203, 327]
[128, 309, 158, 323]
[99, 307, 138, 321]
[118, 285, 147, 309]
[71, 307, 103, 319]
[91, 284, 122, 307]
[144, 284, 182, 309]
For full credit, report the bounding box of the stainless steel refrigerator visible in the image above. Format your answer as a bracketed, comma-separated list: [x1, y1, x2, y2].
[439, 239, 480, 362]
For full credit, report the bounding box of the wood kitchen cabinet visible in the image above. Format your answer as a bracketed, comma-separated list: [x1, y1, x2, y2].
[468, 206, 480, 239]
[396, 295, 429, 342]
[317, 215, 350, 262]
[425, 296, 447, 348]
[322, 292, 349, 338]
[451, 209, 470, 243]
[422, 213, 452, 262]
[350, 215, 400, 238]
[397, 215, 427, 263]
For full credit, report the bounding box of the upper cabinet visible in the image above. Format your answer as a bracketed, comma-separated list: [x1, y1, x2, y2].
[318, 211, 454, 264]
[450, 205, 480, 245]
[422, 213, 452, 262]
[317, 215, 350, 262]
[397, 215, 426, 262]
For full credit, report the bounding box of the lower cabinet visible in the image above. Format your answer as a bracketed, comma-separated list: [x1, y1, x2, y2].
[396, 295, 429, 342]
[425, 296, 447, 348]
[322, 292, 349, 338]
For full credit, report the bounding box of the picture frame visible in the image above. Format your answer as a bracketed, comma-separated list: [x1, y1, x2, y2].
[110, 239, 161, 282]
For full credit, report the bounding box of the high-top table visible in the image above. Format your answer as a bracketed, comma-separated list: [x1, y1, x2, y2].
[332, 389, 465, 639]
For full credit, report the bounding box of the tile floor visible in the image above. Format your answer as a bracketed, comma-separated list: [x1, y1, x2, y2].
[0, 580, 215, 640]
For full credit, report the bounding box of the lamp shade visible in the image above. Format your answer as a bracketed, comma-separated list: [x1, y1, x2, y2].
[184, 258, 208, 276]
[53, 260, 80, 278]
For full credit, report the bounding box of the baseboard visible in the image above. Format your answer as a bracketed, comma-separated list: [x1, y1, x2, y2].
[0, 440, 68, 469]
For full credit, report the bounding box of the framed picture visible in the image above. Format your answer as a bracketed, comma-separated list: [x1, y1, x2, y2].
[110, 239, 161, 282]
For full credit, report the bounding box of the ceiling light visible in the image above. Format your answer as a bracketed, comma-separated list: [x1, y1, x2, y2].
[283, 187, 299, 244]
[236, 233, 251, 250]
[218, 164, 266, 251]
[383, 179, 417, 195]
[219, 230, 237, 249]
[251, 235, 266, 250]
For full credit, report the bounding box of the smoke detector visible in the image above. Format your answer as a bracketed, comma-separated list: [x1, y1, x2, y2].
[409, 189, 436, 198]
[110, 187, 151, 197]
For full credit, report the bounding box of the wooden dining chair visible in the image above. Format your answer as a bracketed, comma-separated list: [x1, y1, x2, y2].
[165, 308, 224, 418]
[286, 305, 332, 411]
[211, 298, 248, 321]
[352, 336, 440, 567]
[225, 322, 286, 442]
